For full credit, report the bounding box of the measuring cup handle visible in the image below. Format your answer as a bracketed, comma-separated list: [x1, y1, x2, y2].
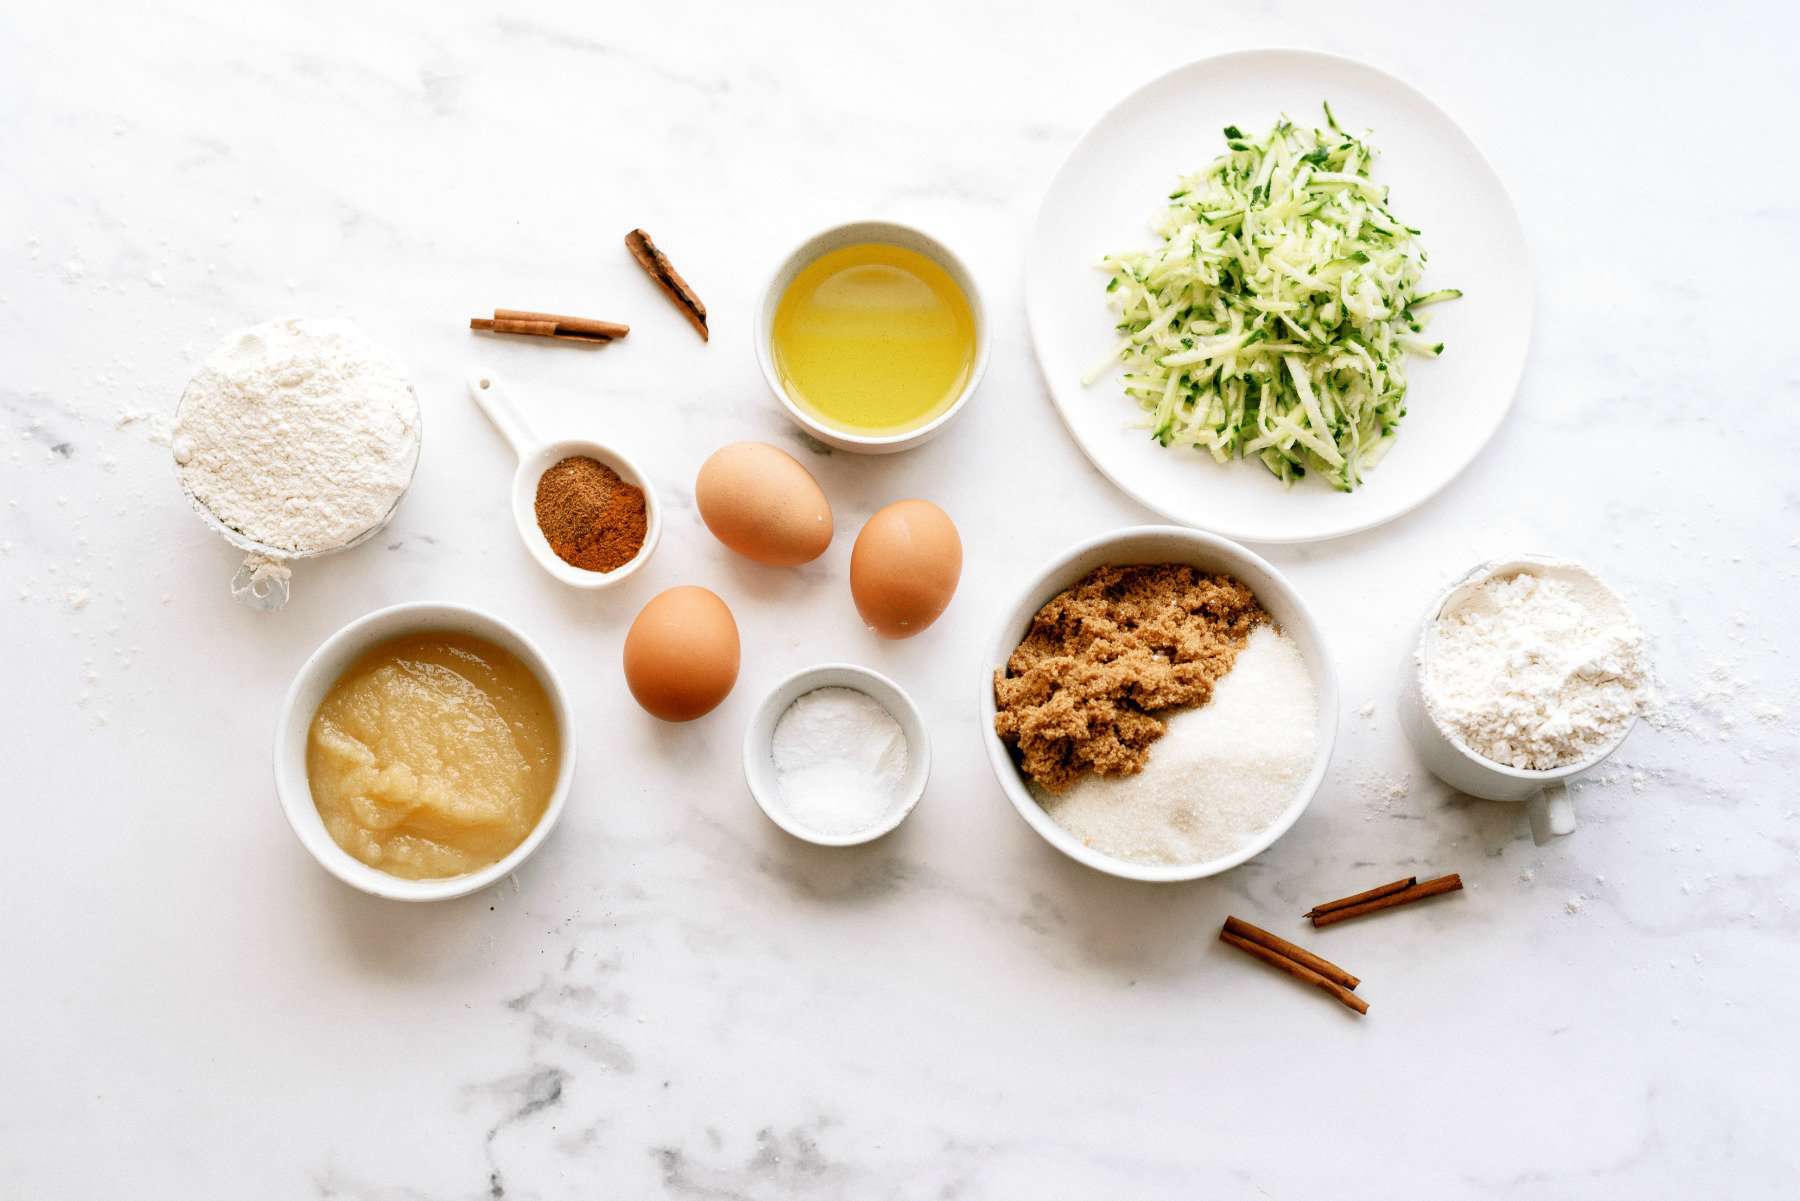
[466, 370, 536, 459]
[229, 553, 291, 611]
[1526, 783, 1576, 844]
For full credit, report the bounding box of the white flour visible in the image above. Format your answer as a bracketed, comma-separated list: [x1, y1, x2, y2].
[1035, 625, 1318, 866]
[1420, 565, 1650, 770]
[770, 687, 909, 836]
[172, 317, 419, 555]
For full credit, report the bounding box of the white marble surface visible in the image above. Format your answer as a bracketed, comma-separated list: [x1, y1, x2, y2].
[3, 2, 1797, 1197]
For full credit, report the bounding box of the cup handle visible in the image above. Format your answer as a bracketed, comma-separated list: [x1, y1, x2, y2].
[466, 370, 535, 460]
[1526, 783, 1576, 844]
[228, 552, 291, 611]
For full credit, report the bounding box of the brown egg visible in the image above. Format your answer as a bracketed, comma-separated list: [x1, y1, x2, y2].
[849, 499, 962, 639]
[695, 442, 833, 566]
[622, 586, 740, 721]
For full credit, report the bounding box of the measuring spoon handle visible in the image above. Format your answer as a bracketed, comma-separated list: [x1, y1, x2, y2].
[466, 370, 537, 460]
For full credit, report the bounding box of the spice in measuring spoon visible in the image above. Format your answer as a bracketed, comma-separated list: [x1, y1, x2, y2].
[534, 456, 647, 572]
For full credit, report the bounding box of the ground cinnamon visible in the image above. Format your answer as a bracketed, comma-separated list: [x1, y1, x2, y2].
[533, 456, 646, 572]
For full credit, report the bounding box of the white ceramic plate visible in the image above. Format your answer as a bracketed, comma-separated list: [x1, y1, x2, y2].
[1026, 50, 1533, 543]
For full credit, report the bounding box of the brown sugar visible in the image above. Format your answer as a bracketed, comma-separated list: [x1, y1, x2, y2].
[992, 564, 1267, 793]
[533, 455, 647, 572]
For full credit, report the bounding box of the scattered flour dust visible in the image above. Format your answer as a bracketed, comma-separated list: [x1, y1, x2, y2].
[1355, 767, 1412, 820]
[1649, 656, 1793, 746]
[171, 317, 419, 554]
[1035, 625, 1317, 865]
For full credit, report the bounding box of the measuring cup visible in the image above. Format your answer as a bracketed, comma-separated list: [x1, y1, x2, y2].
[1397, 555, 1640, 843]
[175, 414, 418, 613]
[466, 370, 661, 590]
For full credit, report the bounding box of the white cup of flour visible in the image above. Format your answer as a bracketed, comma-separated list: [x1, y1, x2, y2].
[172, 317, 421, 611]
[1397, 555, 1650, 841]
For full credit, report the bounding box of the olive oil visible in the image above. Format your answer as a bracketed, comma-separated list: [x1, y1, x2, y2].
[771, 243, 977, 436]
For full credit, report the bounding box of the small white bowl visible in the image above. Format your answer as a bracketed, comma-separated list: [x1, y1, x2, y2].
[1396, 555, 1641, 839]
[979, 526, 1339, 882]
[743, 663, 931, 846]
[754, 220, 989, 454]
[273, 601, 578, 900]
[467, 371, 661, 589]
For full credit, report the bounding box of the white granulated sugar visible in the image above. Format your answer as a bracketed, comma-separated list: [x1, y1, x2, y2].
[1420, 566, 1650, 770]
[770, 687, 909, 837]
[1036, 625, 1317, 866]
[172, 317, 419, 554]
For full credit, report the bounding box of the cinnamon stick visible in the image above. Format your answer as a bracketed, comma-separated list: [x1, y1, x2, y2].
[625, 228, 708, 341]
[1305, 876, 1417, 920]
[1222, 916, 1359, 990]
[472, 317, 556, 336]
[1219, 929, 1368, 1015]
[470, 317, 613, 345]
[1310, 873, 1464, 928]
[493, 310, 629, 340]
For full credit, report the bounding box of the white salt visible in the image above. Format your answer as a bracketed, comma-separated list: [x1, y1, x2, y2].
[1034, 625, 1318, 865]
[770, 687, 908, 837]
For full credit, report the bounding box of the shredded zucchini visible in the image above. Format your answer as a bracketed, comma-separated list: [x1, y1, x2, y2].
[1088, 104, 1458, 491]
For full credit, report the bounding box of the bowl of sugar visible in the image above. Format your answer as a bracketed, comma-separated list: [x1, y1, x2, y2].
[743, 664, 930, 847]
[980, 526, 1339, 883]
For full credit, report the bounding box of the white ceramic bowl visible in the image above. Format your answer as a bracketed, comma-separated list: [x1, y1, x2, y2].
[979, 526, 1339, 882]
[467, 372, 662, 590]
[742, 663, 931, 846]
[273, 601, 578, 900]
[1396, 555, 1641, 838]
[754, 220, 989, 454]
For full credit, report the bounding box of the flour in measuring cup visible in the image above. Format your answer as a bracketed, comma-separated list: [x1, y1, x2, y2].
[172, 317, 419, 555]
[1420, 565, 1651, 770]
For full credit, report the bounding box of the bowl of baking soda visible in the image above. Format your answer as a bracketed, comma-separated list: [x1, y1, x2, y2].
[743, 664, 930, 846]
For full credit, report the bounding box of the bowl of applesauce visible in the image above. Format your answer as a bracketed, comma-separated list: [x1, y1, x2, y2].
[273, 602, 577, 901]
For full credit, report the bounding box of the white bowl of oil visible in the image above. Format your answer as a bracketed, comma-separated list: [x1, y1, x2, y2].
[755, 220, 989, 454]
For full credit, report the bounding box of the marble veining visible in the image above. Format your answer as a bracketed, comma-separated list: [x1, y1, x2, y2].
[3, 0, 1799, 1197]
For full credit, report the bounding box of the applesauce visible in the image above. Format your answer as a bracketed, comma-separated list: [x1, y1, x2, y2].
[306, 632, 560, 879]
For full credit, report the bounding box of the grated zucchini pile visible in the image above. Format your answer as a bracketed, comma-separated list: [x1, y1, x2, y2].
[1089, 104, 1458, 491]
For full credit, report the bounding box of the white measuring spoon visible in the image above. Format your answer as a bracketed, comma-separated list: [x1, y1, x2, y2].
[467, 370, 661, 590]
